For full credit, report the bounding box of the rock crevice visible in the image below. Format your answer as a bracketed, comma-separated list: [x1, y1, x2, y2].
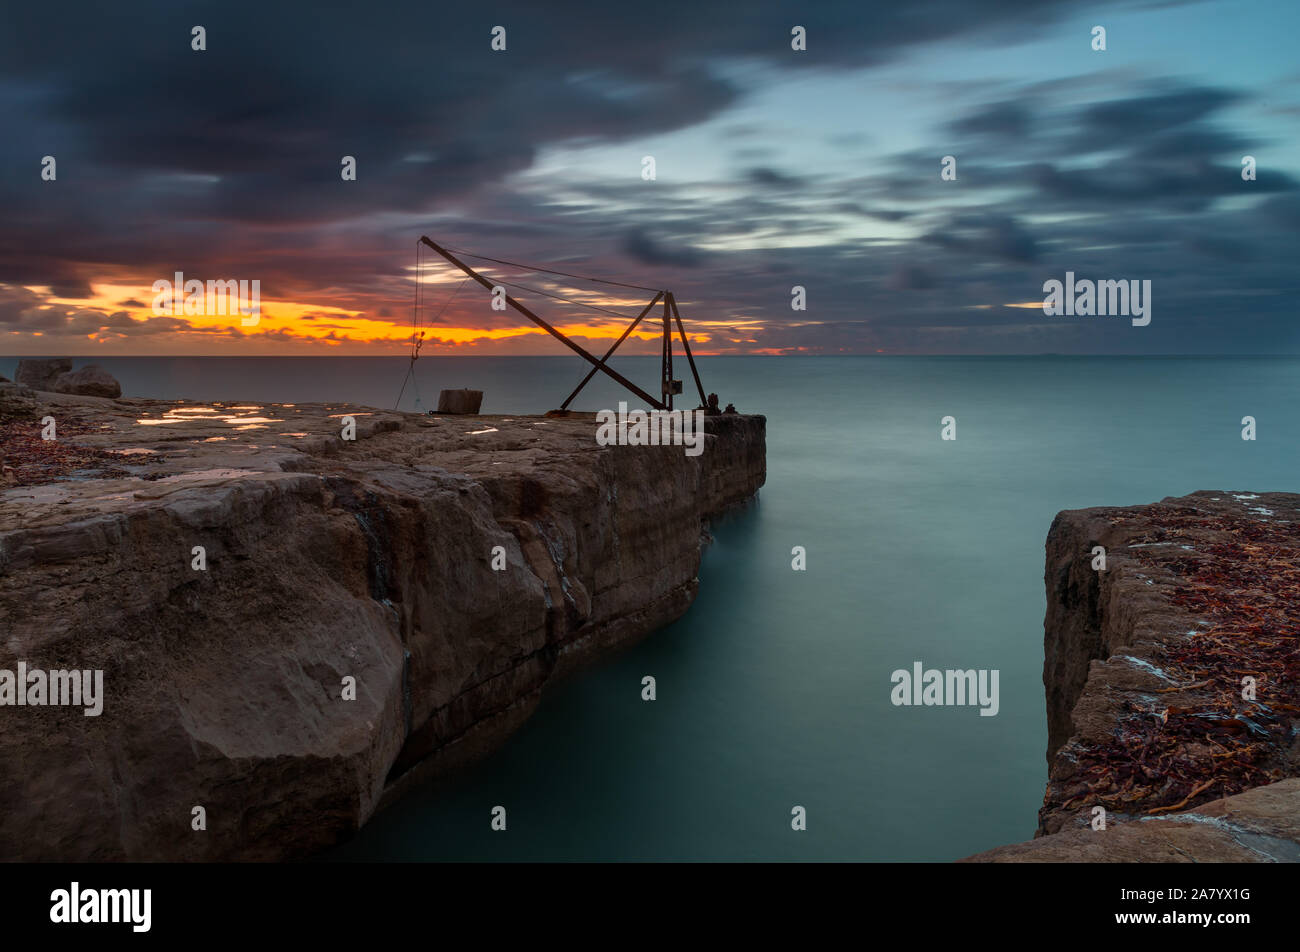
[970, 491, 1300, 862]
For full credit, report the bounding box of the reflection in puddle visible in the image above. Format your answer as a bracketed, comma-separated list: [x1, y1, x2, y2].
[136, 405, 284, 428]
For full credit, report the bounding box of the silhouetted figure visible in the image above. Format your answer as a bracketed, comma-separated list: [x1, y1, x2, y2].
[705, 393, 721, 415]
[723, 403, 737, 414]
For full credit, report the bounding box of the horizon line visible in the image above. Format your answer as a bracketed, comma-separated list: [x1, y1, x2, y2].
[6, 353, 1300, 360]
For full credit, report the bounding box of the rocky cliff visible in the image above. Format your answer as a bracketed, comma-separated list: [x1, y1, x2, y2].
[969, 491, 1300, 862]
[0, 394, 765, 860]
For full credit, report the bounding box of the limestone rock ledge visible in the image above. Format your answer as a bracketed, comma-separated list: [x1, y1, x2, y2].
[966, 779, 1300, 862]
[968, 491, 1300, 862]
[0, 397, 765, 860]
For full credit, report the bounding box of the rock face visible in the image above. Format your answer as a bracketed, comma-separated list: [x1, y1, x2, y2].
[13, 360, 122, 398]
[51, 364, 122, 398]
[14, 358, 72, 390]
[436, 389, 483, 414]
[0, 396, 765, 860]
[0, 382, 38, 422]
[966, 779, 1300, 862]
[968, 491, 1300, 862]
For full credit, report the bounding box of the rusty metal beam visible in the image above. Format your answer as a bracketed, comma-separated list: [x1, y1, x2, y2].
[661, 295, 674, 411]
[668, 293, 708, 408]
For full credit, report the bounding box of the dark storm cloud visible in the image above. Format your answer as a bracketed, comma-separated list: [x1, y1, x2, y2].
[1029, 156, 1296, 209]
[835, 203, 913, 223]
[745, 167, 807, 189]
[1261, 193, 1300, 229]
[1075, 87, 1241, 139]
[572, 69, 1294, 354]
[620, 229, 707, 268]
[6, 0, 1292, 356]
[1, 0, 1114, 231]
[0, 1, 1171, 241]
[0, 285, 198, 337]
[886, 264, 939, 291]
[946, 100, 1032, 140]
[922, 214, 1040, 264]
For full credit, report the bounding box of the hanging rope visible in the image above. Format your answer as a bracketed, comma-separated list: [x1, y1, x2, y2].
[395, 242, 471, 411]
[394, 239, 423, 410]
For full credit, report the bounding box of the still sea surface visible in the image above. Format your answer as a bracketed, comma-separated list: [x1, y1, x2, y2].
[5, 355, 1297, 860]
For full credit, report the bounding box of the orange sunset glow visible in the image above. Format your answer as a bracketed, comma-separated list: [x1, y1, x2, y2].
[6, 277, 741, 356]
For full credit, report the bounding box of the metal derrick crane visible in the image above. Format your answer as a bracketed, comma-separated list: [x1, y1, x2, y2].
[417, 236, 708, 413]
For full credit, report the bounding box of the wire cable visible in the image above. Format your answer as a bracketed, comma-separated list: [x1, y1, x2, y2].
[398, 243, 472, 411]
[484, 275, 653, 321]
[444, 244, 663, 293]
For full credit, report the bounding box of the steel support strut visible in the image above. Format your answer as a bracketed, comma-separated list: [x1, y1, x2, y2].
[661, 295, 674, 411]
[667, 293, 708, 409]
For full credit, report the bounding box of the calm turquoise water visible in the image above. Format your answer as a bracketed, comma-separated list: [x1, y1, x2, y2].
[6, 355, 1297, 860]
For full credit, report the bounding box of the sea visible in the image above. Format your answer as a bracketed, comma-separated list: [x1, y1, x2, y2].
[4, 354, 1297, 861]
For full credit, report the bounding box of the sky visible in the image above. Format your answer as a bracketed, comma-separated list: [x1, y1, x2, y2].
[1, 0, 1298, 356]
